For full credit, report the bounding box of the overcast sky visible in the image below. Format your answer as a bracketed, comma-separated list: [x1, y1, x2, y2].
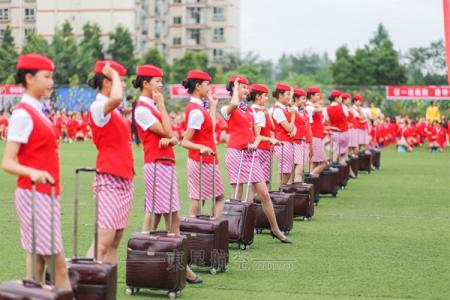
[240, 0, 445, 62]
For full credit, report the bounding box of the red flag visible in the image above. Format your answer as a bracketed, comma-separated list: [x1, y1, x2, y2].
[443, 0, 450, 85]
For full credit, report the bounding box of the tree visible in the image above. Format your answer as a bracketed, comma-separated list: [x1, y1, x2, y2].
[406, 40, 446, 85]
[107, 26, 136, 75]
[331, 46, 355, 85]
[170, 51, 211, 83]
[140, 47, 170, 80]
[51, 20, 79, 84]
[21, 31, 52, 56]
[0, 26, 18, 82]
[78, 22, 104, 83]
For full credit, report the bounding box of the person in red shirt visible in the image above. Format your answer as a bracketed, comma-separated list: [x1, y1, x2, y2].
[427, 121, 440, 152]
[2, 54, 72, 290]
[353, 94, 369, 153]
[86, 60, 134, 264]
[435, 121, 448, 151]
[0, 110, 10, 140]
[221, 76, 292, 244]
[66, 112, 78, 142]
[292, 88, 313, 182]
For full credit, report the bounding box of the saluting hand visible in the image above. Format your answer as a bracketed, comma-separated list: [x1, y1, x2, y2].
[30, 169, 55, 185]
[208, 91, 219, 107]
[102, 63, 118, 79]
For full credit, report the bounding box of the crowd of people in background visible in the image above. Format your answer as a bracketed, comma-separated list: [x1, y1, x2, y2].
[1, 98, 449, 153]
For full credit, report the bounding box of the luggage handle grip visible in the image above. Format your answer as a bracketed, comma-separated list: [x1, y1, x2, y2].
[75, 167, 98, 174]
[200, 152, 216, 157]
[154, 157, 176, 163]
[22, 279, 42, 289]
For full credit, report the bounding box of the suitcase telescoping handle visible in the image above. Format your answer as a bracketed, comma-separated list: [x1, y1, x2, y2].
[151, 158, 176, 234]
[74, 167, 99, 261]
[199, 152, 216, 218]
[233, 147, 258, 203]
[30, 182, 57, 286]
[293, 137, 306, 182]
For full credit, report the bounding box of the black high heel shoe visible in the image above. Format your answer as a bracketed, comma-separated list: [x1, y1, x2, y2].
[270, 231, 293, 244]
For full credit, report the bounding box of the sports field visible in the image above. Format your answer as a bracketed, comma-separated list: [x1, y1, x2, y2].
[0, 142, 449, 300]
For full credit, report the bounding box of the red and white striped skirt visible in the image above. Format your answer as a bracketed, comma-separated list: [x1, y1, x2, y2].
[187, 159, 225, 200]
[15, 188, 64, 255]
[257, 149, 272, 183]
[331, 131, 349, 155]
[93, 173, 134, 230]
[311, 137, 327, 162]
[274, 142, 294, 174]
[225, 148, 265, 184]
[144, 163, 180, 214]
[349, 128, 359, 148]
[357, 129, 369, 145]
[294, 142, 310, 165]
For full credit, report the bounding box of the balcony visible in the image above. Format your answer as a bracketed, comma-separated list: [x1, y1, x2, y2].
[24, 15, 35, 22]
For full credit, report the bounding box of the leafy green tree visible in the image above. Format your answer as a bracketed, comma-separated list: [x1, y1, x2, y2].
[107, 25, 136, 75]
[78, 22, 104, 83]
[0, 26, 18, 82]
[51, 21, 79, 84]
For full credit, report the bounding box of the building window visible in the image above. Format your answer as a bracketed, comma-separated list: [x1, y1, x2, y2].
[213, 27, 224, 40]
[213, 7, 224, 18]
[24, 28, 35, 37]
[188, 7, 201, 24]
[213, 48, 224, 57]
[24, 8, 35, 21]
[173, 0, 182, 3]
[0, 9, 9, 21]
[173, 16, 182, 24]
[0, 28, 5, 40]
[190, 29, 200, 45]
[173, 37, 182, 45]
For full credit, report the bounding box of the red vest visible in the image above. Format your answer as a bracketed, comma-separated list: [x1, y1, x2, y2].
[352, 107, 362, 129]
[15, 102, 60, 196]
[135, 101, 175, 165]
[272, 106, 293, 143]
[311, 109, 325, 139]
[347, 109, 355, 128]
[294, 108, 310, 144]
[185, 102, 218, 164]
[227, 106, 255, 149]
[89, 103, 134, 180]
[327, 104, 349, 132]
[250, 106, 271, 150]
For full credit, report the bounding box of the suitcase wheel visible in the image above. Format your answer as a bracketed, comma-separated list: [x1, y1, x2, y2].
[168, 289, 181, 299]
[284, 230, 290, 235]
[238, 243, 249, 250]
[255, 228, 263, 234]
[210, 268, 217, 275]
[125, 287, 139, 296]
[332, 192, 337, 198]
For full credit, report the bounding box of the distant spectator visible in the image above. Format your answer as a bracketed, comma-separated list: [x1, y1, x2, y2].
[425, 101, 441, 123]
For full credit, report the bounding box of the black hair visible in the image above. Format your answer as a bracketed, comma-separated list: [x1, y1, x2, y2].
[132, 76, 154, 90]
[328, 95, 338, 102]
[181, 78, 204, 94]
[87, 73, 106, 90]
[126, 95, 134, 101]
[15, 69, 39, 87]
[226, 81, 234, 96]
[306, 92, 316, 100]
[272, 89, 287, 99]
[246, 90, 264, 102]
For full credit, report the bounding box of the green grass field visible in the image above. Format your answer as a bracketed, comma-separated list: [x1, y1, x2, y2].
[0, 142, 449, 300]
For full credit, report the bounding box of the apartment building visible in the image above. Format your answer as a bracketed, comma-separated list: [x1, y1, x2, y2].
[0, 0, 37, 50]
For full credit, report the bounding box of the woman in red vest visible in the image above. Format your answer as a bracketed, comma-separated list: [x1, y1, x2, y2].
[222, 77, 292, 244]
[306, 87, 328, 175]
[342, 93, 357, 156]
[271, 83, 296, 184]
[323, 90, 350, 164]
[292, 88, 312, 182]
[247, 84, 278, 185]
[181, 70, 225, 218]
[352, 94, 368, 153]
[133, 65, 202, 284]
[86, 60, 134, 263]
[2, 54, 71, 289]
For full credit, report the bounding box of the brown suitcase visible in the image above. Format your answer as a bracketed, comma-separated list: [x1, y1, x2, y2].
[222, 149, 257, 250]
[125, 158, 187, 298]
[329, 131, 350, 188]
[180, 153, 229, 274]
[319, 167, 339, 197]
[68, 168, 117, 300]
[254, 191, 294, 234]
[358, 152, 372, 173]
[0, 184, 74, 300]
[304, 173, 320, 205]
[348, 155, 359, 178]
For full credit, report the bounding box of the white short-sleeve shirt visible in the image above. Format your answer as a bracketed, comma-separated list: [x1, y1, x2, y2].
[251, 104, 266, 127]
[272, 102, 287, 124]
[90, 93, 112, 127]
[187, 97, 205, 130]
[305, 101, 315, 123]
[7, 94, 48, 144]
[134, 96, 159, 131]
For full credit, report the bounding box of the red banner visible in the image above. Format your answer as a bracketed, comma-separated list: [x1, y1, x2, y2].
[0, 85, 24, 95]
[443, 0, 450, 86]
[386, 86, 450, 100]
[169, 84, 230, 99]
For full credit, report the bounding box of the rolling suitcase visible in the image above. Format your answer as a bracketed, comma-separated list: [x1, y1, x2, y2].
[329, 133, 350, 189]
[222, 149, 257, 250]
[67, 168, 117, 300]
[371, 148, 381, 169]
[279, 139, 314, 220]
[0, 184, 74, 300]
[358, 152, 372, 173]
[180, 153, 229, 274]
[254, 145, 294, 233]
[125, 158, 187, 299]
[348, 154, 359, 178]
[319, 141, 340, 197]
